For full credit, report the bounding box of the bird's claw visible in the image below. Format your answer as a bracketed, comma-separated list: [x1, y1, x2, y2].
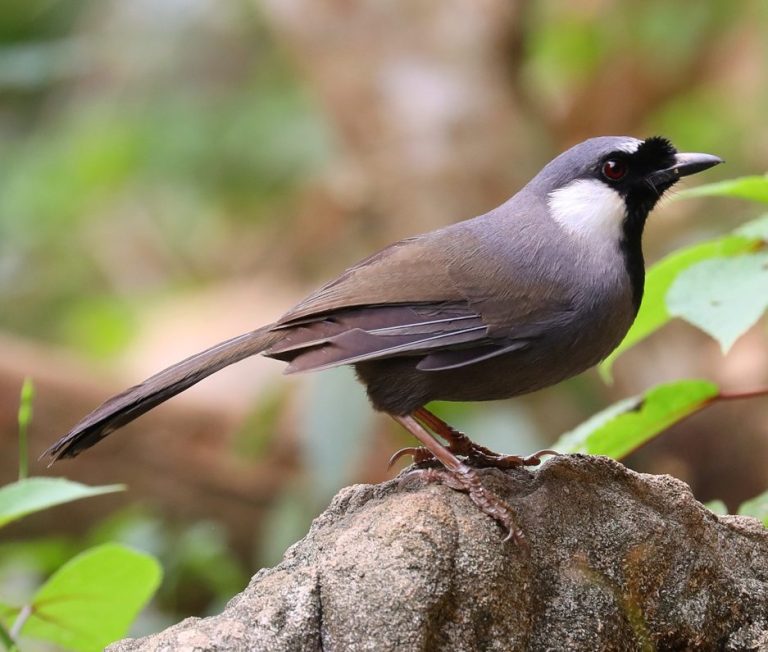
[389, 443, 559, 471]
[460, 446, 559, 470]
[387, 446, 434, 469]
[521, 448, 559, 466]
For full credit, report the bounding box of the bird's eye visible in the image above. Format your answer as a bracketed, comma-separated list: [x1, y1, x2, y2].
[602, 159, 628, 181]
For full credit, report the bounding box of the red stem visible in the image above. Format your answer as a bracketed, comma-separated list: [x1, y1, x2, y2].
[715, 387, 768, 402]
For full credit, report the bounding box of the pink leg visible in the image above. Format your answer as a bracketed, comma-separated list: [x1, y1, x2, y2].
[414, 407, 558, 468]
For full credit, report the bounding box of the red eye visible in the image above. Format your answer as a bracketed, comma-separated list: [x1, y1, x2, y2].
[602, 159, 627, 181]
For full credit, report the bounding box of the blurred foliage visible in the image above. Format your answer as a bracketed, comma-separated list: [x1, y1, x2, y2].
[2, 0, 768, 644]
[0, 0, 332, 352]
[255, 367, 375, 566]
[231, 384, 288, 460]
[680, 176, 768, 204]
[705, 499, 728, 516]
[525, 0, 734, 86]
[737, 490, 768, 526]
[0, 385, 161, 651]
[0, 506, 247, 648]
[705, 495, 768, 524]
[0, 0, 761, 359]
[297, 368, 373, 500]
[523, 1, 745, 143]
[88, 508, 248, 617]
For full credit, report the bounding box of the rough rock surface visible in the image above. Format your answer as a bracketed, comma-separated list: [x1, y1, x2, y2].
[110, 455, 768, 651]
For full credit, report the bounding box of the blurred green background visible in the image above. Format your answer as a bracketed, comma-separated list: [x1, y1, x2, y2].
[1, 0, 767, 640]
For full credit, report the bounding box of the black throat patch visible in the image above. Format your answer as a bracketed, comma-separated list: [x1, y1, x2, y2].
[617, 137, 678, 312]
[620, 208, 647, 312]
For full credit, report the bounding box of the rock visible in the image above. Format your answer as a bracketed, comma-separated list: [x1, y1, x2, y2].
[109, 455, 768, 651]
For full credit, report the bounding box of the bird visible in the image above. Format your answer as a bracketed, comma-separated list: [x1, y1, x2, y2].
[44, 136, 722, 541]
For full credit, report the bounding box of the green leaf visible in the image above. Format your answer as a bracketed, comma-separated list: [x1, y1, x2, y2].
[737, 490, 768, 527]
[676, 175, 768, 203]
[667, 253, 768, 353]
[0, 478, 123, 529]
[0, 619, 15, 652]
[17, 378, 34, 435]
[600, 235, 757, 379]
[20, 543, 161, 652]
[735, 213, 768, 241]
[553, 379, 718, 459]
[17, 377, 35, 481]
[704, 499, 728, 516]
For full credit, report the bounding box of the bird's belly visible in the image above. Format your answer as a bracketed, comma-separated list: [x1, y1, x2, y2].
[356, 295, 635, 414]
[465, 303, 633, 397]
[424, 339, 605, 403]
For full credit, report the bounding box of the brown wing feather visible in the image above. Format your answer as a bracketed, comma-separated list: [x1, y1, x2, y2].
[266, 304, 492, 373]
[277, 236, 460, 324]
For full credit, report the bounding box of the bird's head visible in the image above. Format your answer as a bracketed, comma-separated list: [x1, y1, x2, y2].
[534, 136, 723, 242]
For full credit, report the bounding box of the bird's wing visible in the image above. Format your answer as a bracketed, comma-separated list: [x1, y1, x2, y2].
[267, 303, 492, 372]
[268, 221, 574, 373]
[276, 236, 461, 323]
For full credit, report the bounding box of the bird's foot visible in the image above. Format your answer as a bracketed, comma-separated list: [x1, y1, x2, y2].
[406, 466, 525, 544]
[388, 431, 559, 471]
[461, 446, 560, 469]
[412, 406, 558, 469]
[391, 414, 527, 544]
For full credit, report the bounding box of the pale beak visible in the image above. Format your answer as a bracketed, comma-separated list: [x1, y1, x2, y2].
[649, 152, 724, 185]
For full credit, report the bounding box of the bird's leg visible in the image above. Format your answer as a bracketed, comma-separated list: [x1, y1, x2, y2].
[414, 407, 504, 458]
[414, 407, 558, 469]
[391, 414, 523, 543]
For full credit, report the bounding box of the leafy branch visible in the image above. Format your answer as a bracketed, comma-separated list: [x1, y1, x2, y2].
[0, 381, 162, 652]
[554, 173, 768, 524]
[553, 379, 768, 460]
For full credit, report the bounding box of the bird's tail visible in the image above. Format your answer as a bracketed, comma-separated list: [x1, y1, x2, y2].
[44, 325, 281, 463]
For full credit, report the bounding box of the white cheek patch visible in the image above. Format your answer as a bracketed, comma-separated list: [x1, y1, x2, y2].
[548, 178, 626, 243]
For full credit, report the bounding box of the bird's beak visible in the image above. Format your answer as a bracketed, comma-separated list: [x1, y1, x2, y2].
[649, 152, 724, 185]
[672, 152, 725, 177]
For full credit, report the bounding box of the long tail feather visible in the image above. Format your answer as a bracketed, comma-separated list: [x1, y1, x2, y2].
[44, 325, 279, 462]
